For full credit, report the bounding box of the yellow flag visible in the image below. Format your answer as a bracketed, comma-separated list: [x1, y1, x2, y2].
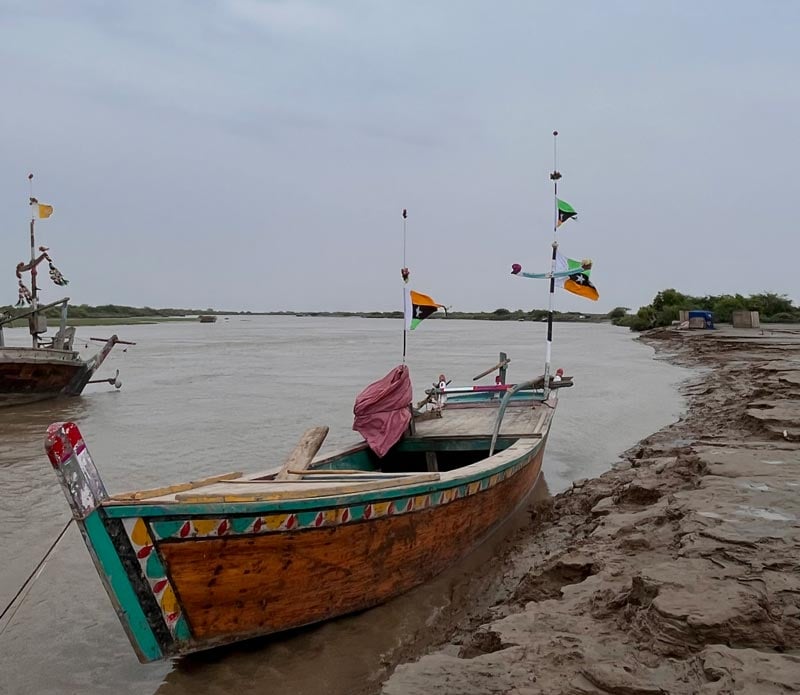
[34, 203, 54, 219]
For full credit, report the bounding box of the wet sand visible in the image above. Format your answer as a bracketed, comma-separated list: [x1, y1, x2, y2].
[382, 325, 800, 694]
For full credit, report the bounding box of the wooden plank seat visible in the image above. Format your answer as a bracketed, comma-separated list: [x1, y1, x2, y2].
[173, 472, 441, 503]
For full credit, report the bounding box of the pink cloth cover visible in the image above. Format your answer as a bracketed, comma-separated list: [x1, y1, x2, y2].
[352, 365, 412, 458]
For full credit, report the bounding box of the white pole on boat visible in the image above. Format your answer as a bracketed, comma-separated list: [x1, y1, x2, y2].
[401, 208, 409, 362]
[28, 173, 38, 348]
[544, 131, 561, 397]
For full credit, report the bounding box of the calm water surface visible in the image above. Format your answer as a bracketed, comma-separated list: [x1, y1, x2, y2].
[0, 317, 687, 694]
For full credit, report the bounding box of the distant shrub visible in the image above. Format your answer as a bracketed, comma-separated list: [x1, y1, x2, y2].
[624, 290, 799, 331]
[765, 312, 799, 323]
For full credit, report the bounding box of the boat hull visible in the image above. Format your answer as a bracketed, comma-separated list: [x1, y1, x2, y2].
[0, 349, 87, 407]
[46, 419, 549, 662]
[156, 443, 542, 646]
[1, 336, 119, 407]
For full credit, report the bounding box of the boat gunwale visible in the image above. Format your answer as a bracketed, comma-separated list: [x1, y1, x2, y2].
[100, 434, 548, 519]
[0, 348, 83, 362]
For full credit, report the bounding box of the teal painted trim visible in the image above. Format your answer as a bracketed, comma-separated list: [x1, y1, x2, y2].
[172, 614, 191, 641]
[103, 438, 543, 520]
[105, 479, 447, 518]
[82, 511, 164, 661]
[397, 438, 515, 453]
[306, 447, 375, 472]
[322, 452, 374, 471]
[446, 393, 545, 404]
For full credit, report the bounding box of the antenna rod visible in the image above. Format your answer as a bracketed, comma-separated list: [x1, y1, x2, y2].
[544, 131, 561, 396]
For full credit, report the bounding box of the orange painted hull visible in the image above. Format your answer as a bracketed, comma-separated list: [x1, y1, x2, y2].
[158, 445, 544, 646]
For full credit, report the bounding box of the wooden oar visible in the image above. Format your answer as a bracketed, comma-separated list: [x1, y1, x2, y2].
[109, 471, 243, 501]
[472, 357, 510, 381]
[274, 426, 329, 481]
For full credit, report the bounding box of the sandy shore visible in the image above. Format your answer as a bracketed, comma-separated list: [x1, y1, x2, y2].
[382, 325, 800, 694]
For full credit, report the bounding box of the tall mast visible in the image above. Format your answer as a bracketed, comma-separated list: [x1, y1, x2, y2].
[401, 208, 409, 362]
[544, 131, 561, 395]
[28, 173, 38, 348]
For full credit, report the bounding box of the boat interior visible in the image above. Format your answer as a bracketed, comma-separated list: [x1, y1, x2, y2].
[105, 390, 554, 506]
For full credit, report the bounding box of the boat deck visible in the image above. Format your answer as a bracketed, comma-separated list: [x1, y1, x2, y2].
[411, 398, 549, 439]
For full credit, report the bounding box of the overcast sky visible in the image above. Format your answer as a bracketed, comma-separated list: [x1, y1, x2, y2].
[1, 1, 797, 313]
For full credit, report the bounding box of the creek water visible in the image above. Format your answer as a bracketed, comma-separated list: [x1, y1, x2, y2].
[0, 317, 687, 694]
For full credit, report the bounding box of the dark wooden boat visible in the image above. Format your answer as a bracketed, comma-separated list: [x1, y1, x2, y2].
[0, 178, 133, 407]
[46, 358, 570, 662]
[0, 310, 122, 407]
[198, 315, 217, 323]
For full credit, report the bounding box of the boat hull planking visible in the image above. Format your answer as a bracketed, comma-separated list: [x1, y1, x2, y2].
[156, 444, 542, 648]
[0, 354, 86, 407]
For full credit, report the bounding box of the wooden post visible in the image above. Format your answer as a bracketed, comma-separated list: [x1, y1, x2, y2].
[498, 351, 508, 384]
[274, 426, 329, 481]
[425, 451, 439, 472]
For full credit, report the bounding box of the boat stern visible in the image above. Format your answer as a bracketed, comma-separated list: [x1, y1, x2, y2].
[46, 422, 108, 519]
[45, 422, 172, 662]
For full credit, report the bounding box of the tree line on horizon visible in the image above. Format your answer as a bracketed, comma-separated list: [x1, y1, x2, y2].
[6, 293, 795, 330]
[610, 290, 799, 331]
[0, 303, 248, 319]
[0, 302, 608, 322]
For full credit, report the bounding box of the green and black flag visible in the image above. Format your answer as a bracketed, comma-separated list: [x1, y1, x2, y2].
[556, 198, 577, 227]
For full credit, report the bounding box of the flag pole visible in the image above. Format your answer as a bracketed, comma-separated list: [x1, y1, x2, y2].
[28, 173, 38, 348]
[401, 208, 409, 362]
[544, 131, 561, 396]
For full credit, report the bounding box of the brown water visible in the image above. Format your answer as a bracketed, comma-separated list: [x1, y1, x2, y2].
[0, 317, 686, 694]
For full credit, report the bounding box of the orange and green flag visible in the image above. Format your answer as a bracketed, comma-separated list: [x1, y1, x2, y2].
[404, 289, 447, 330]
[555, 254, 598, 301]
[511, 254, 599, 301]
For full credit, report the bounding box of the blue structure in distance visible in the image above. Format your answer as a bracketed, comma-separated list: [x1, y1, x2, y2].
[688, 310, 715, 329]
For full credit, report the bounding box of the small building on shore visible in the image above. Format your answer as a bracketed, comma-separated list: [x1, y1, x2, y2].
[732, 310, 760, 328]
[680, 310, 714, 329]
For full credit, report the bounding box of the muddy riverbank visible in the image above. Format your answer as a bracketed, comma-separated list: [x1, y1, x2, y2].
[382, 325, 800, 694]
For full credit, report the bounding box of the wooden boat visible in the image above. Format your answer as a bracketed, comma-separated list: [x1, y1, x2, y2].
[44, 138, 584, 662]
[46, 358, 571, 662]
[0, 310, 121, 407]
[0, 180, 133, 407]
[198, 314, 217, 323]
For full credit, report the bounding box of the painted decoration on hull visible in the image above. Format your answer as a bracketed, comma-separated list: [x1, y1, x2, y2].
[122, 517, 191, 641]
[142, 458, 527, 544]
